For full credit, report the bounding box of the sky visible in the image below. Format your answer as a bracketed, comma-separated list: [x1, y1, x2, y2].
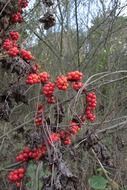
[26, 0, 127, 33]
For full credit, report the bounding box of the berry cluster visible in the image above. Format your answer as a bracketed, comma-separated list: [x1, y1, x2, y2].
[32, 144, 47, 160]
[26, 74, 40, 84]
[26, 71, 85, 105]
[67, 71, 83, 81]
[3, 33, 33, 59]
[2, 39, 13, 50]
[69, 121, 81, 135]
[10, 31, 20, 41]
[20, 49, 33, 60]
[49, 133, 60, 143]
[72, 81, 84, 91]
[32, 64, 40, 73]
[39, 72, 50, 83]
[18, 0, 28, 8]
[26, 70, 97, 122]
[56, 75, 69, 90]
[16, 145, 47, 162]
[2, 1, 33, 61]
[11, 12, 23, 23]
[35, 104, 44, 126]
[26, 72, 50, 85]
[16, 147, 33, 162]
[11, 0, 28, 23]
[8, 167, 26, 187]
[47, 95, 56, 104]
[59, 120, 81, 145]
[1, 1, 98, 188]
[85, 92, 97, 122]
[42, 82, 55, 97]
[8, 47, 19, 57]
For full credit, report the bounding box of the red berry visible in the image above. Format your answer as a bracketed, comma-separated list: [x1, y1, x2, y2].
[23, 147, 31, 153]
[16, 182, 21, 187]
[8, 174, 13, 181]
[18, 168, 25, 174]
[18, 173, 24, 179]
[16, 154, 24, 162]
[12, 174, 18, 181]
[23, 152, 28, 159]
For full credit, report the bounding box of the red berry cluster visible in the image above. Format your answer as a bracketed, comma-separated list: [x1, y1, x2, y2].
[2, 39, 13, 50]
[47, 95, 56, 104]
[32, 144, 47, 160]
[20, 49, 33, 60]
[59, 120, 81, 145]
[8, 167, 25, 187]
[26, 74, 40, 84]
[49, 133, 60, 143]
[2, 38, 18, 56]
[26, 72, 50, 85]
[85, 92, 97, 122]
[56, 75, 69, 90]
[16, 147, 33, 162]
[10, 31, 20, 41]
[59, 131, 72, 145]
[63, 136, 72, 145]
[37, 146, 47, 160]
[11, 0, 28, 23]
[8, 145, 47, 186]
[11, 12, 23, 23]
[26, 71, 85, 105]
[39, 72, 50, 83]
[42, 82, 55, 96]
[18, 0, 28, 8]
[72, 81, 84, 91]
[2, 1, 33, 60]
[8, 47, 19, 57]
[69, 121, 81, 135]
[2, 33, 33, 59]
[32, 64, 40, 73]
[67, 71, 83, 81]
[16, 145, 47, 162]
[35, 104, 44, 126]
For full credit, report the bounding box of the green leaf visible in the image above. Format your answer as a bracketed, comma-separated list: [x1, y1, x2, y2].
[26, 181, 32, 189]
[88, 175, 108, 189]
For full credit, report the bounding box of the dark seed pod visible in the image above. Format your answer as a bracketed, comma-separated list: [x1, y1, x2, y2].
[39, 12, 56, 30]
[0, 101, 11, 121]
[42, 0, 54, 7]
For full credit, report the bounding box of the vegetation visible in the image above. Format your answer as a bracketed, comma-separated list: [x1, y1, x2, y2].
[0, 0, 127, 189]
